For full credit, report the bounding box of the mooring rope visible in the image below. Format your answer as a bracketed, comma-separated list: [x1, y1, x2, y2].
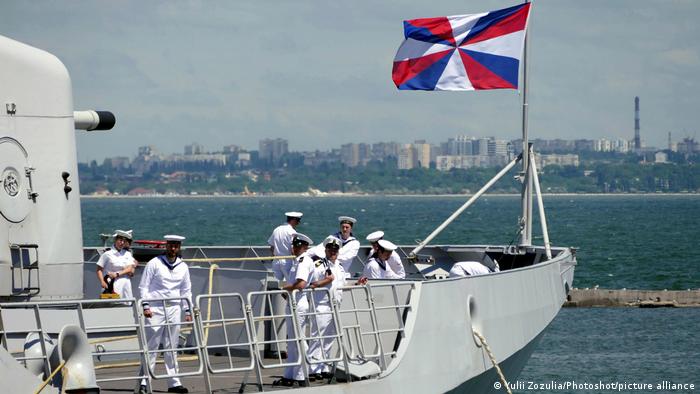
[33, 360, 65, 394]
[472, 329, 512, 394]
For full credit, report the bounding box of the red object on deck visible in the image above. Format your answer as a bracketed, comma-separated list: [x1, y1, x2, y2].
[133, 240, 166, 248]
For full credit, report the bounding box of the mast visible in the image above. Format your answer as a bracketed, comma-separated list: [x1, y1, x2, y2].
[519, 0, 533, 248]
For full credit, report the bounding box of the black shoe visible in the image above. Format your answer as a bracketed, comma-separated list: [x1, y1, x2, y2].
[321, 372, 334, 379]
[264, 350, 288, 359]
[295, 380, 308, 387]
[134, 385, 148, 394]
[272, 378, 294, 387]
[168, 386, 189, 393]
[309, 373, 323, 382]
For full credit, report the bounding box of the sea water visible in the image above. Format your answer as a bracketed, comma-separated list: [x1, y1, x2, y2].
[81, 194, 700, 391]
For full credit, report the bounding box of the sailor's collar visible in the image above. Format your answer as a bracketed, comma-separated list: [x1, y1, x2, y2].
[375, 257, 387, 271]
[333, 231, 356, 246]
[158, 255, 182, 270]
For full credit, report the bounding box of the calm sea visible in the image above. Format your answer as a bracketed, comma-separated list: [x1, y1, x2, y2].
[82, 194, 699, 290]
[81, 194, 700, 391]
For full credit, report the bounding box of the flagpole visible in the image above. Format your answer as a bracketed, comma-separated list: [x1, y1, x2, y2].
[519, 0, 533, 248]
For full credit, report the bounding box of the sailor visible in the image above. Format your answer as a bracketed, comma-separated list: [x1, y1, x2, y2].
[276, 233, 314, 387]
[359, 239, 399, 282]
[96, 229, 137, 298]
[137, 235, 192, 394]
[366, 230, 406, 279]
[266, 211, 303, 358]
[310, 216, 359, 279]
[448, 261, 499, 278]
[268, 211, 303, 283]
[307, 236, 345, 380]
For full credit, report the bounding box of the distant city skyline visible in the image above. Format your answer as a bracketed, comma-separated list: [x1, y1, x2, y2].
[2, 1, 699, 162]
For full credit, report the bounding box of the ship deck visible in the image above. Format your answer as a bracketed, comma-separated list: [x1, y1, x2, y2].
[97, 354, 339, 393]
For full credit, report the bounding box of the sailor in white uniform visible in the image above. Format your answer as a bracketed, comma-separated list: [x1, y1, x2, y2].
[307, 236, 345, 379]
[360, 239, 399, 281]
[267, 211, 303, 358]
[448, 261, 499, 277]
[96, 229, 137, 298]
[366, 230, 406, 279]
[268, 212, 303, 283]
[138, 235, 192, 394]
[277, 233, 314, 386]
[310, 216, 359, 279]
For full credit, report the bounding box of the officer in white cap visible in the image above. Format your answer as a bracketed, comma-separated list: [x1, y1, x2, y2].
[366, 230, 406, 279]
[137, 235, 191, 394]
[359, 239, 399, 282]
[96, 229, 137, 298]
[268, 212, 303, 283]
[310, 216, 359, 279]
[307, 236, 346, 379]
[276, 233, 314, 386]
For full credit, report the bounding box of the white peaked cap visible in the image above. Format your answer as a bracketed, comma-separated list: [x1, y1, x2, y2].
[323, 236, 342, 248]
[293, 233, 313, 245]
[366, 230, 384, 242]
[377, 239, 397, 252]
[338, 216, 357, 224]
[285, 211, 303, 218]
[164, 234, 186, 242]
[113, 229, 133, 240]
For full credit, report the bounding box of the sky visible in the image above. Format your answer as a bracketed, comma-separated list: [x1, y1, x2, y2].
[2, 1, 699, 162]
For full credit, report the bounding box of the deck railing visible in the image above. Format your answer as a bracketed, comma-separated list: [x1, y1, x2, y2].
[0, 281, 417, 391]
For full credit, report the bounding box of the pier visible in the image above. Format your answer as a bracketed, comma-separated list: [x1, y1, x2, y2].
[564, 288, 700, 308]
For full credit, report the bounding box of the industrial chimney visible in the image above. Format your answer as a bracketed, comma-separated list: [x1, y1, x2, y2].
[634, 96, 641, 150]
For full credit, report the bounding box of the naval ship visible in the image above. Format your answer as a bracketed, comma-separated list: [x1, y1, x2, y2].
[0, 32, 576, 394]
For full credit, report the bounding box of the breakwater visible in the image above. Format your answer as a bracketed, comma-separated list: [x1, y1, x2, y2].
[564, 288, 700, 307]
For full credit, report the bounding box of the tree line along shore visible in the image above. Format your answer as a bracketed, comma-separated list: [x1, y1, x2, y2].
[80, 152, 700, 196]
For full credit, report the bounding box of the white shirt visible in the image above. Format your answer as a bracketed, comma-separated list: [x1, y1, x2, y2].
[97, 247, 136, 297]
[448, 261, 493, 278]
[289, 254, 315, 308]
[97, 246, 136, 274]
[309, 257, 344, 306]
[268, 223, 296, 257]
[139, 255, 193, 312]
[268, 223, 297, 281]
[367, 249, 405, 279]
[309, 232, 359, 277]
[362, 256, 393, 279]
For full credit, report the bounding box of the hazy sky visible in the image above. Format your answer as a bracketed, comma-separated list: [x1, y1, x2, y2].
[2, 1, 698, 162]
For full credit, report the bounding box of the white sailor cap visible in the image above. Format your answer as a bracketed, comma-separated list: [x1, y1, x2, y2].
[292, 233, 313, 246]
[164, 234, 186, 243]
[285, 211, 303, 219]
[338, 216, 357, 225]
[113, 229, 133, 240]
[366, 230, 384, 242]
[323, 236, 342, 249]
[377, 239, 397, 252]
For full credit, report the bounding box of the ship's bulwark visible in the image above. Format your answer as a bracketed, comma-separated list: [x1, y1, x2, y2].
[78, 245, 572, 393]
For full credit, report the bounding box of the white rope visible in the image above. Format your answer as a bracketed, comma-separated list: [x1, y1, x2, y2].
[472, 329, 512, 394]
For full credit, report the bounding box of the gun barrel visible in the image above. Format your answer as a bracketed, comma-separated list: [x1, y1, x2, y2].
[74, 110, 116, 131]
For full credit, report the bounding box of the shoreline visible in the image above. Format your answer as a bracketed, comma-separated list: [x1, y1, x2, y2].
[80, 192, 700, 199]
